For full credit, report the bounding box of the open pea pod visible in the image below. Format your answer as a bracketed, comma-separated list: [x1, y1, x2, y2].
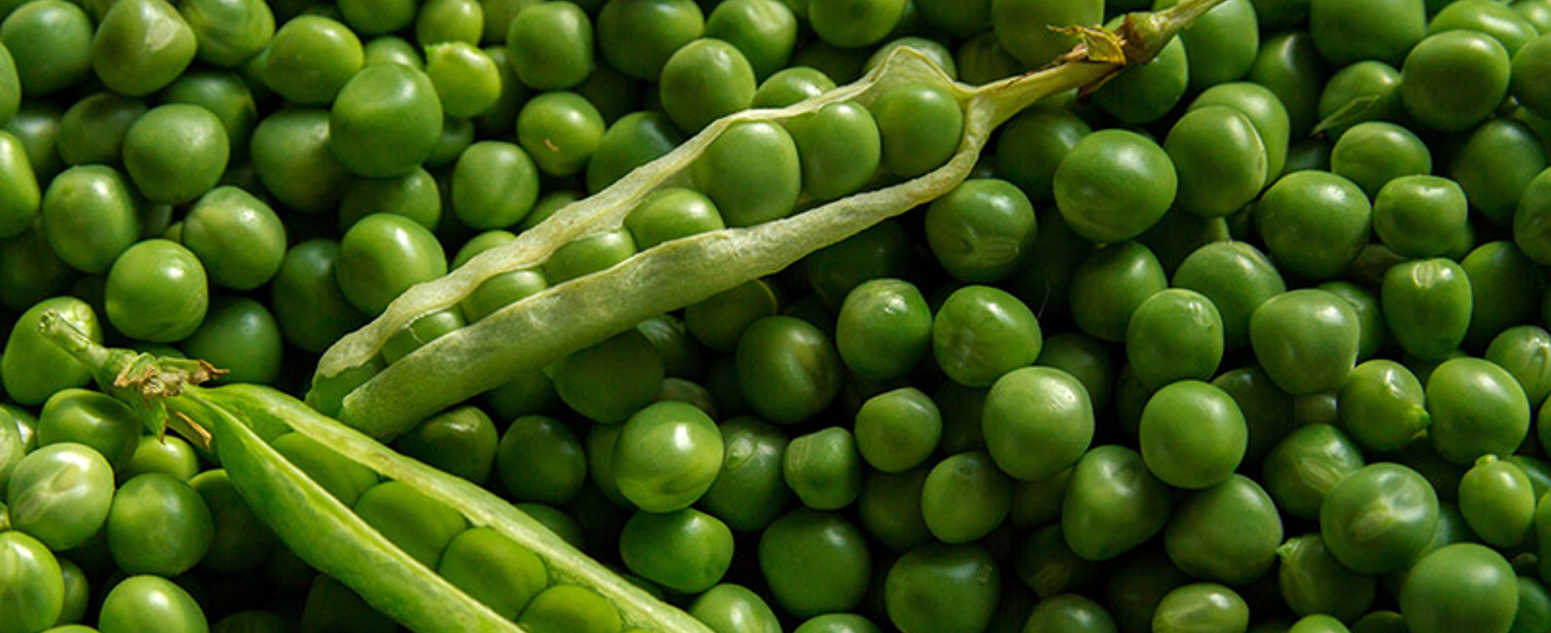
[37, 313, 713, 633]
[308, 0, 1229, 439]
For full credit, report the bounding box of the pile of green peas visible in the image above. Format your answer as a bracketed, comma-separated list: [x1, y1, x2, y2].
[5, 0, 1551, 631]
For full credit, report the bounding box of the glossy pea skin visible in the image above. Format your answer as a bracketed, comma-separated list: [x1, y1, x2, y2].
[90, 0, 196, 96]
[689, 584, 780, 633]
[361, 34, 422, 68]
[394, 405, 496, 484]
[786, 101, 881, 202]
[1018, 593, 1115, 633]
[1318, 61, 1404, 139]
[261, 15, 362, 105]
[1328, 122, 1431, 201]
[981, 366, 1092, 482]
[1515, 34, 1551, 119]
[784, 426, 863, 511]
[178, 0, 274, 67]
[1431, 0, 1538, 55]
[737, 316, 842, 424]
[1427, 357, 1531, 464]
[1172, 242, 1285, 353]
[1249, 31, 1324, 139]
[98, 575, 207, 633]
[1126, 289, 1225, 390]
[1370, 175, 1468, 259]
[596, 0, 704, 82]
[684, 279, 778, 354]
[991, 0, 1102, 67]
[1034, 332, 1113, 414]
[884, 544, 1000, 633]
[516, 93, 604, 179]
[853, 387, 941, 473]
[706, 0, 796, 80]
[758, 509, 871, 617]
[6, 442, 115, 551]
[700, 416, 790, 532]
[1190, 83, 1291, 187]
[1053, 129, 1177, 244]
[121, 103, 229, 205]
[1212, 366, 1297, 466]
[1165, 106, 1268, 219]
[660, 38, 756, 133]
[622, 189, 722, 256]
[1400, 543, 1517, 633]
[1094, 20, 1187, 126]
[619, 508, 733, 594]
[0, 132, 35, 241]
[339, 169, 442, 233]
[1251, 288, 1361, 396]
[506, 1, 592, 90]
[39, 165, 143, 275]
[353, 480, 466, 567]
[1, 0, 93, 96]
[1487, 325, 1551, 408]
[120, 432, 200, 479]
[1381, 258, 1472, 361]
[753, 66, 834, 108]
[994, 107, 1090, 202]
[871, 82, 963, 179]
[2, 296, 99, 405]
[182, 186, 285, 290]
[919, 451, 1010, 544]
[1319, 462, 1440, 574]
[613, 401, 723, 512]
[1453, 119, 1548, 227]
[932, 285, 1042, 388]
[1155, 0, 1259, 92]
[269, 239, 368, 353]
[1463, 241, 1545, 349]
[437, 526, 547, 620]
[1309, 0, 1424, 66]
[1062, 445, 1173, 561]
[805, 220, 910, 310]
[691, 121, 800, 227]
[554, 329, 663, 424]
[1277, 533, 1376, 622]
[107, 472, 214, 576]
[249, 108, 351, 213]
[105, 239, 208, 342]
[424, 42, 500, 120]
[834, 278, 931, 381]
[1139, 380, 1247, 490]
[1152, 583, 1249, 633]
[334, 213, 447, 315]
[1400, 31, 1511, 132]
[1068, 241, 1167, 343]
[1263, 424, 1365, 520]
[1458, 455, 1535, 549]
[497, 415, 586, 505]
[450, 141, 539, 230]
[542, 229, 636, 283]
[1338, 359, 1430, 453]
[1165, 475, 1283, 586]
[328, 63, 443, 179]
[793, 614, 881, 633]
[181, 297, 282, 384]
[272, 432, 379, 506]
[1256, 171, 1371, 281]
[807, 0, 904, 48]
[923, 179, 1036, 283]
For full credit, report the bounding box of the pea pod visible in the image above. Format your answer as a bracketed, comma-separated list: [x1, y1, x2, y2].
[37, 313, 715, 633]
[305, 0, 1235, 439]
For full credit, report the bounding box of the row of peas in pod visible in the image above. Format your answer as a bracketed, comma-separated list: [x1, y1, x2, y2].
[9, 1, 1551, 633]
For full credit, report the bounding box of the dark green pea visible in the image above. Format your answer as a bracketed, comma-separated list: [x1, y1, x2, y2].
[1464, 241, 1545, 349]
[1138, 380, 1247, 490]
[932, 285, 1042, 387]
[260, 15, 361, 105]
[354, 480, 466, 567]
[181, 297, 283, 384]
[596, 0, 703, 82]
[1317, 61, 1403, 138]
[6, 442, 115, 550]
[683, 279, 777, 354]
[436, 527, 546, 620]
[485, 368, 556, 422]
[0, 531, 63, 633]
[1309, 0, 1424, 66]
[1256, 171, 1371, 281]
[107, 472, 214, 576]
[1068, 241, 1167, 343]
[1063, 445, 1173, 561]
[857, 467, 930, 551]
[270, 239, 368, 353]
[806, 219, 910, 309]
[520, 584, 622, 633]
[1512, 576, 1551, 633]
[1019, 593, 1114, 633]
[1032, 333, 1112, 413]
[337, 0, 410, 34]
[1105, 552, 1193, 633]
[425, 42, 500, 119]
[1250, 31, 1324, 138]
[1320, 462, 1440, 574]
[991, 0, 1101, 67]
[39, 165, 143, 275]
[299, 575, 395, 633]
[917, 451, 1009, 544]
[923, 178, 1036, 283]
[1400, 543, 1517, 633]
[90, 0, 197, 96]
[505, 1, 592, 90]
[516, 92, 604, 178]
[2, 297, 98, 406]
[496, 414, 586, 505]
[1314, 282, 1382, 363]
[871, 82, 963, 179]
[392, 406, 495, 485]
[1263, 423, 1366, 522]
[460, 267, 547, 322]
[737, 315, 842, 424]
[1367, 175, 1468, 259]
[1427, 357, 1531, 464]
[190, 469, 275, 574]
[586, 112, 684, 194]
[619, 508, 733, 594]
[1172, 242, 1284, 352]
[249, 108, 351, 213]
[1516, 168, 1551, 266]
[613, 401, 722, 512]
[414, 0, 483, 46]
[1282, 139, 1333, 181]
[1392, 439, 1468, 505]
[1328, 122, 1431, 201]
[182, 187, 285, 291]
[1278, 533, 1376, 622]
[1053, 129, 1177, 244]
[54, 558, 88, 626]
[1191, 83, 1292, 185]
[981, 366, 1091, 482]
[52, 94, 142, 173]
[1381, 258, 1471, 361]
[785, 101, 881, 202]
[1515, 34, 1551, 119]
[335, 212, 447, 315]
[758, 509, 870, 617]
[660, 38, 756, 133]
[1127, 289, 1225, 389]
[995, 107, 1089, 202]
[794, 614, 881, 633]
[1431, 0, 1538, 55]
[1094, 19, 1187, 125]
[1458, 454, 1535, 548]
[636, 314, 704, 380]
[1400, 31, 1511, 132]
[1338, 359, 1429, 453]
[884, 543, 1000, 633]
[39, 388, 138, 471]
[688, 584, 780, 633]
[450, 141, 539, 230]
[574, 65, 639, 127]
[471, 45, 527, 138]
[1165, 106, 1268, 219]
[1, 0, 92, 96]
[1134, 208, 1230, 277]
[700, 416, 790, 532]
[753, 66, 835, 108]
[554, 329, 663, 424]
[0, 43, 13, 125]
[272, 432, 379, 506]
[691, 121, 800, 227]
[1457, 119, 1548, 228]
[1487, 325, 1551, 409]
[4, 103, 62, 182]
[1165, 475, 1283, 586]
[339, 168, 441, 232]
[784, 426, 863, 511]
[1155, 0, 1259, 92]
[329, 63, 442, 178]
[425, 115, 475, 168]
[832, 279, 929, 381]
[1015, 524, 1099, 599]
[913, 0, 987, 37]
[1212, 365, 1297, 465]
[1250, 289, 1361, 395]
[853, 387, 939, 473]
[1152, 583, 1249, 633]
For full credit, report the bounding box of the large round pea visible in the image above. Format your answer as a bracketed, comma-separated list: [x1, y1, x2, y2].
[107, 472, 214, 576]
[39, 165, 143, 275]
[0, 531, 63, 633]
[1330, 122, 1431, 200]
[1400, 31, 1511, 132]
[260, 15, 362, 105]
[1152, 583, 1249, 633]
[496, 415, 586, 505]
[178, 0, 274, 67]
[328, 63, 443, 178]
[758, 509, 870, 617]
[90, 0, 196, 96]
[553, 329, 663, 424]
[1256, 171, 1371, 281]
[691, 121, 800, 227]
[884, 543, 1000, 633]
[1, 0, 92, 96]
[1053, 129, 1177, 244]
[994, 106, 1090, 202]
[808, 0, 904, 48]
[1372, 175, 1468, 259]
[1381, 258, 1472, 361]
[871, 82, 963, 179]
[248, 108, 351, 213]
[436, 527, 547, 620]
[982, 366, 1092, 482]
[1453, 118, 1548, 228]
[1400, 543, 1517, 633]
[1263, 424, 1365, 520]
[182, 186, 284, 290]
[1189, 82, 1291, 185]
[1172, 241, 1285, 351]
[688, 584, 780, 633]
[1126, 289, 1225, 390]
[624, 187, 724, 251]
[706, 0, 796, 80]
[1338, 360, 1430, 453]
[785, 101, 881, 202]
[1250, 289, 1361, 395]
[700, 416, 790, 532]
[1487, 325, 1551, 408]
[38, 388, 139, 470]
[1320, 462, 1440, 574]
[834, 278, 930, 381]
[613, 401, 723, 512]
[1139, 380, 1248, 490]
[270, 240, 368, 353]
[1165, 475, 1283, 585]
[1068, 241, 1167, 343]
[920, 451, 1011, 544]
[596, 0, 704, 81]
[1062, 445, 1173, 561]
[1458, 455, 1534, 549]
[451, 141, 539, 229]
[105, 239, 208, 342]
[98, 575, 207, 633]
[1426, 357, 1530, 464]
[1094, 20, 1187, 125]
[854, 387, 941, 473]
[991, 0, 1102, 67]
[6, 442, 115, 550]
[334, 213, 447, 315]
[354, 480, 466, 567]
[660, 38, 756, 133]
[515, 93, 604, 179]
[1, 296, 100, 405]
[923, 179, 1037, 283]
[1309, 0, 1424, 66]
[932, 285, 1042, 388]
[736, 315, 842, 424]
[784, 426, 863, 511]
[1164, 106, 1268, 218]
[620, 508, 734, 594]
[506, 1, 592, 90]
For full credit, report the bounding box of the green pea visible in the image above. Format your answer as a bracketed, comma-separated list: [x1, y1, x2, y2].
[1212, 366, 1296, 466]
[1067, 241, 1167, 343]
[618, 508, 733, 594]
[702, 0, 795, 81]
[922, 178, 1036, 283]
[991, 0, 1102, 67]
[1053, 129, 1177, 244]
[691, 121, 800, 227]
[120, 103, 229, 205]
[1456, 455, 1534, 549]
[298, 574, 395, 633]
[1, 297, 99, 405]
[269, 240, 368, 353]
[932, 285, 1042, 387]
[506, 1, 592, 90]
[105, 239, 209, 342]
[993, 107, 1089, 203]
[1400, 544, 1517, 633]
[1, 0, 92, 96]
[1165, 475, 1283, 585]
[1127, 289, 1225, 389]
[1486, 326, 1551, 411]
[1105, 552, 1193, 633]
[1155, 0, 1259, 92]
[261, 15, 361, 104]
[160, 71, 258, 160]
[1190, 83, 1291, 186]
[1400, 31, 1511, 132]
[1031, 333, 1112, 414]
[107, 472, 214, 576]
[1250, 288, 1362, 395]
[91, 0, 197, 96]
[426, 115, 475, 168]
[7, 442, 115, 550]
[1170, 242, 1283, 352]
[181, 187, 285, 291]
[752, 66, 835, 108]
[119, 434, 197, 482]
[272, 431, 379, 506]
[1257, 171, 1372, 281]
[249, 108, 351, 213]
[871, 82, 963, 179]
[784, 426, 863, 511]
[1516, 167, 1551, 265]
[448, 141, 540, 230]
[588, 113, 684, 194]
[1430, 0, 1538, 55]
[362, 35, 421, 68]
[174, 0, 273, 66]
[981, 366, 1092, 482]
[425, 42, 500, 119]
[335, 212, 447, 315]
[1015, 523, 1099, 599]
[808, 0, 904, 48]
[1249, 31, 1324, 139]
[857, 467, 930, 551]
[1152, 583, 1249, 633]
[853, 387, 940, 473]
[700, 416, 790, 532]
[1365, 175, 1468, 259]
[1456, 119, 1548, 228]
[884, 543, 1000, 633]
[1277, 533, 1376, 622]
[0, 44, 14, 125]
[415, 0, 483, 46]
[516, 92, 605, 179]
[39, 165, 143, 275]
[1515, 34, 1551, 119]
[337, 0, 414, 37]
[1262, 423, 1365, 520]
[659, 38, 756, 133]
[1062, 445, 1172, 561]
[683, 279, 777, 354]
[757, 509, 870, 617]
[354, 479, 467, 567]
[866, 37, 957, 80]
[52, 93, 141, 171]
[1309, 0, 1424, 66]
[1139, 380, 1247, 490]
[393, 406, 496, 485]
[1328, 123, 1431, 201]
[1380, 258, 1472, 361]
[496, 414, 586, 505]
[1094, 19, 1187, 125]
[784, 101, 882, 202]
[329, 63, 442, 178]
[1512, 576, 1551, 633]
[737, 315, 842, 423]
[339, 168, 441, 232]
[189, 469, 275, 575]
[1464, 241, 1545, 348]
[1337, 360, 1429, 453]
[4, 103, 62, 182]
[519, 585, 622, 633]
[805, 220, 910, 309]
[1317, 61, 1403, 138]
[689, 584, 780, 633]
[794, 614, 881, 633]
[0, 531, 64, 633]
[1163, 106, 1268, 219]
[613, 401, 722, 512]
[1320, 462, 1440, 574]
[435, 526, 547, 620]
[1427, 357, 1531, 464]
[551, 329, 661, 424]
[460, 267, 548, 323]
